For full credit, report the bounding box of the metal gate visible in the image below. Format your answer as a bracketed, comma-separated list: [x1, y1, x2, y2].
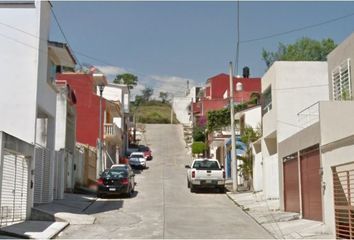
[0, 150, 29, 227]
[333, 168, 354, 239]
[34, 147, 54, 204]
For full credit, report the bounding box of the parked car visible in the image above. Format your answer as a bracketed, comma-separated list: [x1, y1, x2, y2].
[129, 152, 146, 169]
[138, 145, 153, 160]
[185, 158, 225, 193]
[96, 164, 135, 198]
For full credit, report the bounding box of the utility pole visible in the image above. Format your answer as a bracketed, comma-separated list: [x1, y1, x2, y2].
[229, 61, 238, 192]
[98, 84, 105, 177]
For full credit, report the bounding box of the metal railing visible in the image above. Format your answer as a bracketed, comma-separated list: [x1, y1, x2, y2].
[297, 102, 320, 129]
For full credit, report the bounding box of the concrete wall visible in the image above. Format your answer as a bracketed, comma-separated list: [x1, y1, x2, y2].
[173, 96, 192, 125]
[55, 87, 68, 151]
[327, 33, 354, 100]
[262, 153, 280, 200]
[274, 62, 329, 143]
[320, 101, 354, 146]
[0, 1, 43, 143]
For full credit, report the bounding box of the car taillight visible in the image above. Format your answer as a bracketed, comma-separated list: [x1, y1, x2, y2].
[192, 171, 195, 178]
[223, 171, 225, 179]
[121, 178, 129, 185]
[97, 178, 104, 185]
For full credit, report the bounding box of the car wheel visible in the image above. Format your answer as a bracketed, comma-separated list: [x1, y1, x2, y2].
[97, 193, 103, 198]
[190, 184, 195, 193]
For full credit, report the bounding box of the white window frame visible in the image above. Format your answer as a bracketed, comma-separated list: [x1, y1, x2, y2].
[332, 59, 352, 100]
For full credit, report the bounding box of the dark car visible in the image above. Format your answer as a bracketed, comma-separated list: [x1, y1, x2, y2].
[138, 145, 153, 160]
[96, 165, 135, 198]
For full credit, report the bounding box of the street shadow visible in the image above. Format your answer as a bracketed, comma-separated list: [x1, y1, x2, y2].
[193, 188, 226, 194]
[84, 199, 124, 215]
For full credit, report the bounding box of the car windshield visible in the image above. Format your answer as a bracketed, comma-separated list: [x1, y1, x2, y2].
[139, 146, 149, 151]
[192, 160, 220, 170]
[131, 154, 143, 158]
[101, 168, 128, 179]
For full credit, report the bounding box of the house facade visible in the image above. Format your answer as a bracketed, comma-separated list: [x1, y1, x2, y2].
[0, 0, 62, 224]
[261, 62, 329, 201]
[277, 32, 354, 238]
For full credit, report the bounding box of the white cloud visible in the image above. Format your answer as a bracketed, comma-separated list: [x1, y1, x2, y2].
[96, 65, 128, 80]
[130, 74, 198, 100]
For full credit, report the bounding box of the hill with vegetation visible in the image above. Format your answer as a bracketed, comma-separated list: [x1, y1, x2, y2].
[132, 100, 179, 124]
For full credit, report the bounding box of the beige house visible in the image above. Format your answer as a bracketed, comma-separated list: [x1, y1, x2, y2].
[278, 32, 354, 238]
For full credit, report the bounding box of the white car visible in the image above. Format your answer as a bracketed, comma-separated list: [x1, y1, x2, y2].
[185, 158, 225, 192]
[129, 152, 146, 169]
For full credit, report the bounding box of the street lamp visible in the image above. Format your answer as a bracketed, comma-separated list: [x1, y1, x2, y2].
[98, 84, 105, 177]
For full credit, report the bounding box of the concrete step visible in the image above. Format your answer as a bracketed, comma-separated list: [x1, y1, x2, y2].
[0, 221, 69, 239]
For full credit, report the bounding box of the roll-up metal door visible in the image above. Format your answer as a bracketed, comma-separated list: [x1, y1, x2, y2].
[0, 150, 29, 226]
[34, 147, 53, 204]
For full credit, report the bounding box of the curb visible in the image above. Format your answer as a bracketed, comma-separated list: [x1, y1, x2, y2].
[0, 229, 30, 239]
[226, 192, 276, 239]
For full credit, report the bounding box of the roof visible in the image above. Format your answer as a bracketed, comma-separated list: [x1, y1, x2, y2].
[48, 41, 77, 68]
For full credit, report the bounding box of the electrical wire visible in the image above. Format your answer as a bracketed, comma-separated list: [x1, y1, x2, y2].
[240, 11, 354, 44]
[50, 7, 82, 68]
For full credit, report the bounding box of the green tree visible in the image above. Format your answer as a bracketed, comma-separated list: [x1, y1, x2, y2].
[141, 87, 154, 102]
[159, 92, 169, 103]
[238, 125, 262, 191]
[113, 73, 138, 90]
[262, 37, 337, 68]
[192, 127, 206, 142]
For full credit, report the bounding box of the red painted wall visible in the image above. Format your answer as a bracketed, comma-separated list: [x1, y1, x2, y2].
[57, 73, 105, 147]
[208, 73, 261, 100]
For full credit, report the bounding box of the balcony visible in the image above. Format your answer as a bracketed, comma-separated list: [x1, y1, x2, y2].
[104, 123, 122, 145]
[297, 102, 320, 129]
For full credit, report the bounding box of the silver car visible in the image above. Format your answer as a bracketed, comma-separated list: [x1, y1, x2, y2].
[129, 152, 146, 169]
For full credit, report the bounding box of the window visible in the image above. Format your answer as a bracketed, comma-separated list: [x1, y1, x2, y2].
[332, 59, 352, 100]
[48, 60, 56, 85]
[262, 86, 272, 115]
[192, 160, 220, 170]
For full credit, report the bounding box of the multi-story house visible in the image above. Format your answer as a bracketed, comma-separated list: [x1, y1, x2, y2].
[56, 72, 107, 178]
[260, 61, 329, 203]
[192, 72, 261, 127]
[100, 83, 130, 160]
[0, 0, 70, 224]
[277, 32, 354, 238]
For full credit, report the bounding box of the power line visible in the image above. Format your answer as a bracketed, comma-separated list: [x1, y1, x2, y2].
[233, 0, 240, 76]
[241, 11, 354, 44]
[50, 7, 82, 68]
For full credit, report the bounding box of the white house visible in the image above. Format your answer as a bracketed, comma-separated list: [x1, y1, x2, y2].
[0, 0, 56, 224]
[99, 83, 130, 160]
[278, 32, 354, 238]
[261, 62, 329, 201]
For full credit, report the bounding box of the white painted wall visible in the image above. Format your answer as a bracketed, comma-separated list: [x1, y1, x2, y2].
[173, 96, 192, 124]
[100, 84, 124, 129]
[262, 153, 279, 200]
[253, 151, 263, 192]
[0, 1, 44, 143]
[55, 87, 68, 150]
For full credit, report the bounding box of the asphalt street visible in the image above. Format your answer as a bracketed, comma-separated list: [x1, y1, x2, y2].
[58, 124, 272, 239]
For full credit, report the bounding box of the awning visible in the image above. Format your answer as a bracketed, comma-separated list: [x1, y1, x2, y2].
[48, 41, 76, 68]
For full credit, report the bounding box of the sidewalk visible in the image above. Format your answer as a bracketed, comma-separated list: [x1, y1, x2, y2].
[0, 193, 96, 239]
[226, 191, 335, 239]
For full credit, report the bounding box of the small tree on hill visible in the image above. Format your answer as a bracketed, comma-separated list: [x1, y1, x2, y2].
[114, 73, 138, 90]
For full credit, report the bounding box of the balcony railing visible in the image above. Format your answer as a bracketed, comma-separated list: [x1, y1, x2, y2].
[104, 123, 122, 145]
[297, 102, 320, 129]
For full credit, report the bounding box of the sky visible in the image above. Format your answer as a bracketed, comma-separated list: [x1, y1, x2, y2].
[50, 1, 354, 98]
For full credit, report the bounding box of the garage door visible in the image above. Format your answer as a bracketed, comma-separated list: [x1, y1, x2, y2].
[0, 150, 29, 226]
[300, 146, 322, 221]
[283, 155, 300, 213]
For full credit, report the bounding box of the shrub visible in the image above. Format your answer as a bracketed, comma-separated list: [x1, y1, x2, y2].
[192, 142, 207, 154]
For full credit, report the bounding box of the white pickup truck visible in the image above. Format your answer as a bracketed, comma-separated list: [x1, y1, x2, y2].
[185, 158, 225, 193]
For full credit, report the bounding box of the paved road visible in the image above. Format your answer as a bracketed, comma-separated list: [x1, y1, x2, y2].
[58, 124, 272, 239]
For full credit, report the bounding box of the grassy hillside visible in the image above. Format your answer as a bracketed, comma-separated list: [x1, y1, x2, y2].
[133, 101, 179, 124]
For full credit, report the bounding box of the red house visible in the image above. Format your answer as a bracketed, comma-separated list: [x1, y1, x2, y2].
[57, 72, 107, 147]
[193, 73, 261, 126]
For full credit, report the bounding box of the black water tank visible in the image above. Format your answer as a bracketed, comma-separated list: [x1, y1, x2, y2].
[243, 66, 250, 78]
